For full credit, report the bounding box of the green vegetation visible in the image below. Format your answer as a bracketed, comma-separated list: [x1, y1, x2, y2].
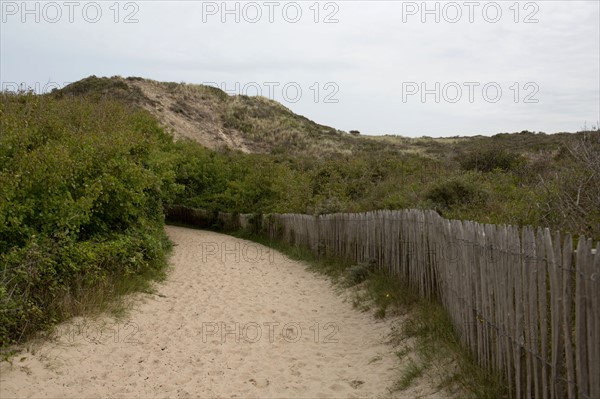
[424, 176, 487, 213]
[2, 77, 598, 352]
[393, 360, 424, 391]
[53, 75, 146, 104]
[50, 76, 600, 239]
[398, 300, 507, 398]
[458, 146, 525, 173]
[165, 131, 599, 240]
[0, 92, 176, 346]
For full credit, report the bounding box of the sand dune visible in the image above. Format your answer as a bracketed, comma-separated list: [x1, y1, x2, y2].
[0, 226, 426, 398]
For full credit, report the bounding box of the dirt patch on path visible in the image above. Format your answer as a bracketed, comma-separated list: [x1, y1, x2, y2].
[1, 226, 439, 398]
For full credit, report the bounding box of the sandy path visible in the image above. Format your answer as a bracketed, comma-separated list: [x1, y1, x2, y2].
[0, 226, 403, 398]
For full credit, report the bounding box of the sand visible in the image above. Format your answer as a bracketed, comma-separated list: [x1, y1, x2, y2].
[0, 226, 420, 398]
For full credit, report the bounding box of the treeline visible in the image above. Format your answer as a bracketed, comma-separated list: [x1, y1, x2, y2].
[1, 90, 598, 346]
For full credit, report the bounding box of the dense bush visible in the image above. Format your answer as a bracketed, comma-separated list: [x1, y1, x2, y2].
[0, 92, 175, 345]
[458, 147, 525, 173]
[538, 131, 600, 239]
[166, 136, 597, 240]
[425, 177, 487, 212]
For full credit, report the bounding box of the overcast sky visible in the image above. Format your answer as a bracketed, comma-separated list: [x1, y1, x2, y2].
[1, 0, 599, 136]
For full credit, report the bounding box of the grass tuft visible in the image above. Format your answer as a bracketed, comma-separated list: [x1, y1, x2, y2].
[393, 360, 424, 391]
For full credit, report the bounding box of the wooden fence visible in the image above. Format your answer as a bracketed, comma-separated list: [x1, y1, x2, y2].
[170, 207, 599, 398]
[258, 210, 599, 399]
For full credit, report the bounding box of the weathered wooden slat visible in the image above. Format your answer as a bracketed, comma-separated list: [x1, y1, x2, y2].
[536, 228, 549, 399]
[498, 224, 514, 396]
[507, 226, 522, 399]
[547, 230, 564, 399]
[562, 235, 576, 399]
[590, 242, 600, 399]
[222, 208, 598, 399]
[575, 236, 589, 398]
[519, 226, 529, 398]
[475, 223, 487, 369]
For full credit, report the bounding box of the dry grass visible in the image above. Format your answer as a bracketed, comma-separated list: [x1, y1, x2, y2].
[56, 76, 582, 163]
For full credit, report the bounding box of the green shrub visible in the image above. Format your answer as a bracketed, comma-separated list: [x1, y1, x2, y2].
[347, 264, 370, 285]
[346, 259, 377, 286]
[0, 92, 173, 346]
[53, 75, 144, 104]
[425, 178, 486, 211]
[458, 147, 525, 173]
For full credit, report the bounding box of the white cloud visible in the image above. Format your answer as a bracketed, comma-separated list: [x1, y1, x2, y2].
[1, 0, 598, 136]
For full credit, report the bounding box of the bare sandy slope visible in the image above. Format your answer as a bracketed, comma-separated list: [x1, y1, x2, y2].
[1, 226, 425, 398]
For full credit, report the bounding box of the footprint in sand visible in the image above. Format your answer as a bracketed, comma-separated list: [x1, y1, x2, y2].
[289, 362, 306, 377]
[349, 379, 365, 389]
[249, 378, 270, 388]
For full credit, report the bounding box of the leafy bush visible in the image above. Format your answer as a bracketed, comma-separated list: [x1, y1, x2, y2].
[458, 147, 525, 173]
[425, 178, 486, 211]
[0, 92, 174, 346]
[346, 259, 377, 286]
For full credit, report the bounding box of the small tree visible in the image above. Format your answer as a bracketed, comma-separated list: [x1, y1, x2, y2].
[539, 130, 600, 240]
